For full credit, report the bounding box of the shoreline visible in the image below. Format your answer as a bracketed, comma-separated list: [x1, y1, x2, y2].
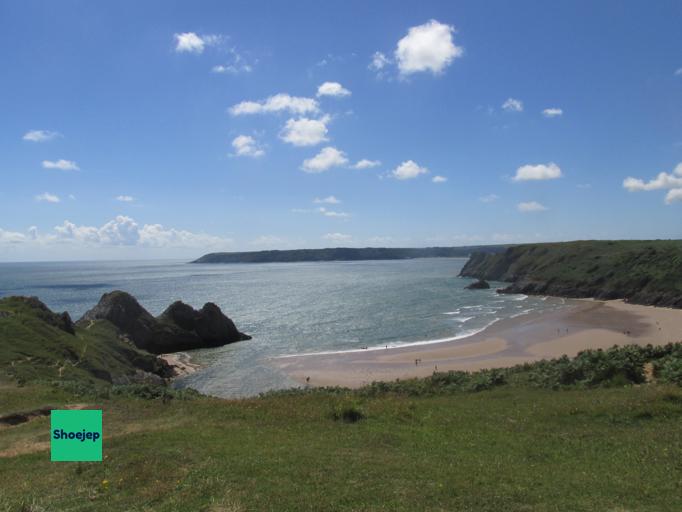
[272, 299, 682, 388]
[158, 352, 202, 378]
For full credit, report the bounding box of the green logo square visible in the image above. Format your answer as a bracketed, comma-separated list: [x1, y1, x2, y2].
[51, 409, 102, 462]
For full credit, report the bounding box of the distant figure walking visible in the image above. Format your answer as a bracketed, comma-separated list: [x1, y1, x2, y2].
[305, 376, 310, 384]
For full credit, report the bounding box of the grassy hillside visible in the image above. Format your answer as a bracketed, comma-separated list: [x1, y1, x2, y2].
[460, 240, 682, 307]
[2, 370, 682, 511]
[2, 294, 682, 510]
[0, 296, 168, 386]
[193, 245, 507, 264]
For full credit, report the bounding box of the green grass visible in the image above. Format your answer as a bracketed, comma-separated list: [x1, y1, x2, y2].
[1, 382, 682, 511]
[0, 296, 163, 386]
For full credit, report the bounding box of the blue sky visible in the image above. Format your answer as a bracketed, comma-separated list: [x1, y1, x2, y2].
[1, 0, 681, 261]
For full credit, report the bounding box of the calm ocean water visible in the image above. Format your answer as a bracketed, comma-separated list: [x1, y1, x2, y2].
[0, 258, 566, 397]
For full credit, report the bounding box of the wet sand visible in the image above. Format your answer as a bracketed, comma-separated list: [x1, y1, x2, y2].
[273, 299, 682, 388]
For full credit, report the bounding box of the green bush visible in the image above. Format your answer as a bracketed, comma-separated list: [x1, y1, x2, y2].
[655, 357, 682, 386]
[332, 399, 366, 423]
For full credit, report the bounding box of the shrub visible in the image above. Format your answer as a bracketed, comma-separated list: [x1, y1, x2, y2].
[332, 399, 366, 423]
[655, 357, 682, 386]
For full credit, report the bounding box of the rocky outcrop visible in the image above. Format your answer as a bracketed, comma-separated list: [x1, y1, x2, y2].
[459, 240, 682, 308]
[465, 279, 490, 290]
[158, 301, 251, 346]
[77, 291, 250, 354]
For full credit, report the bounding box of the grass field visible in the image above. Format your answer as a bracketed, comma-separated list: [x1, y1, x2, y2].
[2, 379, 682, 511]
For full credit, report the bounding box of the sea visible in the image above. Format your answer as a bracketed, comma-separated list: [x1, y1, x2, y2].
[0, 258, 567, 397]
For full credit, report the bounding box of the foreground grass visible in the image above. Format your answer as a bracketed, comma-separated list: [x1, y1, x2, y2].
[2, 381, 682, 511]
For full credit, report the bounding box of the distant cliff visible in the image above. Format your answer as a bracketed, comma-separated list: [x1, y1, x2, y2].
[193, 246, 507, 264]
[459, 240, 682, 308]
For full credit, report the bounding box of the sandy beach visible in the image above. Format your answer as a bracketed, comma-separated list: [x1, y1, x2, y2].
[273, 299, 682, 388]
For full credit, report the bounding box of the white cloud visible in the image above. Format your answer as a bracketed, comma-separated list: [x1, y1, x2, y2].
[623, 163, 682, 191]
[212, 63, 252, 74]
[23, 130, 60, 142]
[391, 160, 428, 180]
[666, 189, 682, 204]
[116, 195, 134, 202]
[323, 232, 352, 242]
[0, 218, 233, 256]
[212, 48, 253, 74]
[0, 228, 27, 244]
[395, 20, 463, 75]
[369, 51, 390, 71]
[174, 32, 221, 54]
[314, 196, 341, 204]
[229, 94, 319, 116]
[624, 163, 682, 204]
[42, 159, 79, 171]
[502, 98, 523, 112]
[675, 68, 682, 76]
[479, 194, 499, 203]
[517, 201, 547, 212]
[281, 116, 330, 147]
[513, 162, 562, 181]
[231, 135, 264, 157]
[317, 207, 349, 218]
[432, 175, 447, 183]
[352, 159, 381, 169]
[301, 146, 348, 173]
[35, 192, 60, 203]
[46, 215, 230, 248]
[542, 108, 563, 118]
[317, 82, 351, 98]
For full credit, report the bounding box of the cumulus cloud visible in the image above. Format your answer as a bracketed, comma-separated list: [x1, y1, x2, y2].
[301, 146, 348, 173]
[502, 98, 523, 112]
[35, 192, 60, 203]
[391, 160, 428, 180]
[0, 218, 233, 256]
[513, 162, 562, 181]
[542, 108, 563, 118]
[314, 196, 341, 204]
[174, 32, 221, 54]
[623, 163, 682, 204]
[32, 215, 230, 248]
[23, 130, 60, 142]
[623, 163, 682, 191]
[281, 116, 330, 147]
[323, 232, 352, 242]
[517, 201, 547, 212]
[229, 94, 319, 116]
[395, 20, 463, 75]
[116, 195, 134, 202]
[666, 189, 682, 204]
[352, 159, 381, 169]
[479, 194, 499, 203]
[432, 175, 447, 183]
[231, 135, 264, 157]
[317, 82, 351, 98]
[42, 159, 79, 171]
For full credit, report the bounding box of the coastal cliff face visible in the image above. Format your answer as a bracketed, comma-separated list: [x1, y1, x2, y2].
[460, 240, 682, 308]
